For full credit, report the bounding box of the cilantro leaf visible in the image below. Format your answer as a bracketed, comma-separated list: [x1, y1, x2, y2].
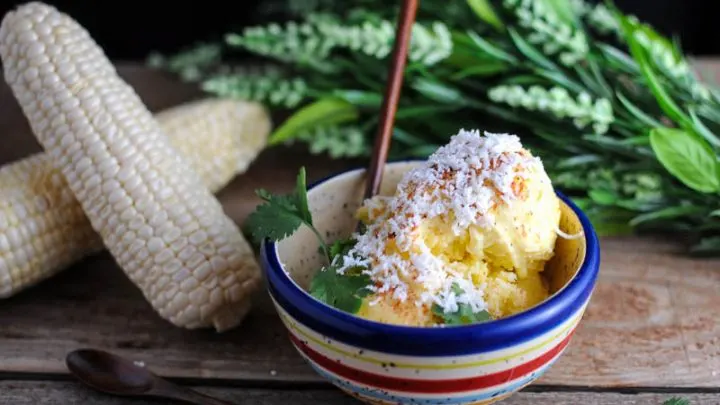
[329, 237, 356, 259]
[244, 193, 303, 244]
[244, 167, 331, 261]
[432, 284, 492, 326]
[310, 263, 372, 314]
[664, 398, 690, 405]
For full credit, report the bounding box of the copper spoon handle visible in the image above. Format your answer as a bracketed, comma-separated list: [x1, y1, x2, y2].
[363, 0, 419, 200]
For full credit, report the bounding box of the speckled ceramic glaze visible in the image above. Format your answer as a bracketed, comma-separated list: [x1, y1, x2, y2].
[261, 161, 600, 405]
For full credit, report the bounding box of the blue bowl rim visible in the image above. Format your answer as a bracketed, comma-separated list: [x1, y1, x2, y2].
[261, 160, 601, 356]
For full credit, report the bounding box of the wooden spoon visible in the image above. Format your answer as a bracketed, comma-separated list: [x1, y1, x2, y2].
[363, 0, 419, 200]
[66, 349, 235, 405]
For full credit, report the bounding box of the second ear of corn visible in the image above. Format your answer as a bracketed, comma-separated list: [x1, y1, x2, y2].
[0, 98, 271, 299]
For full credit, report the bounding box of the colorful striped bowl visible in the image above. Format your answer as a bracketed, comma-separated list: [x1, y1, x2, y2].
[261, 161, 600, 405]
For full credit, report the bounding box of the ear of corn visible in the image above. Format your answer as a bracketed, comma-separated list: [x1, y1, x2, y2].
[0, 2, 263, 331]
[0, 98, 271, 299]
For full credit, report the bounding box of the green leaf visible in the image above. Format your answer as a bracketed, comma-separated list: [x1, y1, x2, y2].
[662, 396, 691, 405]
[270, 98, 359, 145]
[711, 209, 720, 217]
[406, 144, 443, 158]
[629, 206, 704, 226]
[574, 66, 605, 97]
[617, 13, 692, 129]
[556, 154, 603, 168]
[589, 189, 617, 205]
[593, 220, 634, 236]
[431, 284, 492, 326]
[689, 107, 720, 148]
[597, 44, 639, 74]
[466, 31, 517, 64]
[545, 0, 579, 26]
[466, 0, 504, 31]
[536, 69, 586, 94]
[587, 59, 613, 99]
[295, 167, 313, 225]
[244, 197, 303, 244]
[616, 91, 664, 128]
[690, 237, 720, 257]
[309, 265, 372, 314]
[245, 168, 331, 262]
[396, 105, 461, 119]
[393, 127, 427, 146]
[508, 28, 558, 72]
[331, 90, 383, 107]
[411, 79, 466, 104]
[451, 62, 508, 79]
[649, 127, 720, 193]
[328, 238, 356, 259]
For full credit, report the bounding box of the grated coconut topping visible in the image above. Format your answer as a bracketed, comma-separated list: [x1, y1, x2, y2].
[340, 130, 549, 313]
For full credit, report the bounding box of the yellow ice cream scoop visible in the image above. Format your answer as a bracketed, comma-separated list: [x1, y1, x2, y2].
[346, 130, 562, 325]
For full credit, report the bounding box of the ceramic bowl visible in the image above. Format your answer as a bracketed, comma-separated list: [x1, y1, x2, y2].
[261, 161, 600, 405]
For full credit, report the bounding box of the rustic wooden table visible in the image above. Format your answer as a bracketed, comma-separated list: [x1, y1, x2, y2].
[0, 64, 718, 405]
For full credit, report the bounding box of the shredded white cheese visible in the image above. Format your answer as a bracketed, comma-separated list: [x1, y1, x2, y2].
[341, 130, 547, 312]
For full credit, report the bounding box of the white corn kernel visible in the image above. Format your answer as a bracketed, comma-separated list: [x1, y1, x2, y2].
[0, 86, 269, 302]
[1, 3, 267, 330]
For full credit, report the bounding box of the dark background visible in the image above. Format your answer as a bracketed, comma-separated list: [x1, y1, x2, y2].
[0, 1, 718, 60]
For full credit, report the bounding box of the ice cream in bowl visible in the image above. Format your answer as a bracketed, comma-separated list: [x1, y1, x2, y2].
[253, 129, 600, 405]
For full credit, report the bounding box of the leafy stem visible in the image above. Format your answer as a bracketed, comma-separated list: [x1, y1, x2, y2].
[245, 166, 332, 263]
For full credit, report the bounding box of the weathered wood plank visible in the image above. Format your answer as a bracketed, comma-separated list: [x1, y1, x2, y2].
[2, 381, 718, 405]
[0, 64, 718, 388]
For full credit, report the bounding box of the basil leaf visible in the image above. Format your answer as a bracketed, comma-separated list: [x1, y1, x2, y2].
[270, 98, 359, 145]
[649, 128, 720, 193]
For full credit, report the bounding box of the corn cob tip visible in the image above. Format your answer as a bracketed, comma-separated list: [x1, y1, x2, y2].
[0, 2, 262, 331]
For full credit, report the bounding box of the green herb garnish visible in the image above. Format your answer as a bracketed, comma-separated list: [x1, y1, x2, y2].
[663, 398, 691, 405]
[432, 284, 492, 326]
[245, 167, 331, 261]
[245, 167, 372, 313]
[310, 260, 372, 314]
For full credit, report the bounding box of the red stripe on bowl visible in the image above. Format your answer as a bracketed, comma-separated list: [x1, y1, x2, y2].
[289, 329, 575, 394]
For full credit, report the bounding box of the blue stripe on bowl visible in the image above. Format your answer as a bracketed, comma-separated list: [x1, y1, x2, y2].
[262, 163, 601, 356]
[308, 356, 559, 404]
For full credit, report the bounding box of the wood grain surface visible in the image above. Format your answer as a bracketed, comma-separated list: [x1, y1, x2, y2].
[0, 64, 719, 403]
[1, 381, 717, 404]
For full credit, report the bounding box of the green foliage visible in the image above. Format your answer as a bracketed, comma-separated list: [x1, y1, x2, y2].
[309, 242, 372, 314]
[296, 125, 369, 159]
[202, 68, 309, 108]
[431, 284, 492, 326]
[663, 398, 690, 405]
[245, 167, 331, 260]
[270, 98, 359, 145]
[649, 128, 720, 193]
[152, 0, 720, 256]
